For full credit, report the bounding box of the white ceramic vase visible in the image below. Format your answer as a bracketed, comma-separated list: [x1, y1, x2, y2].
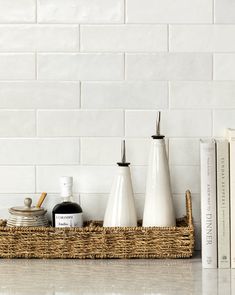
[143, 113, 176, 227]
[103, 141, 137, 227]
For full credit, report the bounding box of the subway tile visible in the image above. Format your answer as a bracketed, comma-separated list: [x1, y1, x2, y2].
[0, 25, 79, 52]
[0, 82, 79, 109]
[170, 165, 200, 194]
[38, 53, 124, 81]
[214, 54, 235, 80]
[169, 138, 200, 166]
[81, 137, 151, 166]
[81, 82, 168, 109]
[125, 138, 151, 165]
[81, 138, 120, 165]
[170, 25, 235, 52]
[38, 0, 124, 23]
[80, 25, 167, 52]
[125, 110, 212, 137]
[0, 0, 35, 23]
[37, 110, 124, 137]
[0, 195, 23, 213]
[170, 81, 235, 109]
[215, 0, 235, 23]
[0, 139, 79, 164]
[126, 0, 212, 24]
[126, 53, 212, 81]
[0, 110, 35, 137]
[0, 166, 35, 193]
[213, 110, 235, 137]
[80, 194, 108, 221]
[36, 165, 113, 194]
[0, 54, 35, 80]
[36, 165, 146, 193]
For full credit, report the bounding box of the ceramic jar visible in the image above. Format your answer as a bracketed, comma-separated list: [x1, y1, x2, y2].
[7, 198, 49, 227]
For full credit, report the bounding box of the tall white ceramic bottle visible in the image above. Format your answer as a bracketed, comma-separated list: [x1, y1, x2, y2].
[143, 112, 176, 227]
[103, 140, 137, 227]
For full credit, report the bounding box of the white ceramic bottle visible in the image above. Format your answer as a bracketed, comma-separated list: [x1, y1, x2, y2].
[103, 140, 137, 227]
[143, 112, 176, 227]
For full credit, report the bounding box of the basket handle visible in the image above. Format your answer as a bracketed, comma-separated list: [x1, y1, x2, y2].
[185, 190, 193, 227]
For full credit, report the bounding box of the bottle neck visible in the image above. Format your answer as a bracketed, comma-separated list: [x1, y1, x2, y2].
[61, 189, 73, 202]
[61, 195, 73, 202]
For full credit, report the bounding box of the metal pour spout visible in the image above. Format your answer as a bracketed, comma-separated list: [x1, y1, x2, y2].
[117, 139, 130, 166]
[156, 111, 161, 136]
[152, 111, 165, 139]
[121, 139, 126, 164]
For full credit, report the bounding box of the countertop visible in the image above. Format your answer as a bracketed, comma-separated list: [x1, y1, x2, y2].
[0, 253, 232, 295]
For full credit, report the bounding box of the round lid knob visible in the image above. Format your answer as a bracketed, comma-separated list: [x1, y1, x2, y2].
[24, 198, 32, 208]
[9, 197, 47, 216]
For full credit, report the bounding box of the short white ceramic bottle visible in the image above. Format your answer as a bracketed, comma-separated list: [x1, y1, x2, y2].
[103, 140, 137, 227]
[143, 112, 176, 227]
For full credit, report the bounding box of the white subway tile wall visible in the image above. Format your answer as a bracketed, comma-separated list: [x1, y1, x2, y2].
[1, 0, 235, 251]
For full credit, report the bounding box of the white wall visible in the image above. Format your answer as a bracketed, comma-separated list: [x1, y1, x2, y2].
[0, 0, 234, 250]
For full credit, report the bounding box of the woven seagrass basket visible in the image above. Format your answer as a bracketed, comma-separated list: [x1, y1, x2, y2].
[0, 190, 194, 259]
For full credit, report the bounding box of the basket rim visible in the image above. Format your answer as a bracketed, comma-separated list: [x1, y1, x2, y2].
[0, 217, 194, 232]
[0, 190, 194, 233]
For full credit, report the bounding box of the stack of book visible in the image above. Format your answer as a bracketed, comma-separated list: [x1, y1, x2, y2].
[200, 129, 235, 268]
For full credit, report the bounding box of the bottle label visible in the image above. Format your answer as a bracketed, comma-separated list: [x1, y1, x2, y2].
[55, 213, 83, 228]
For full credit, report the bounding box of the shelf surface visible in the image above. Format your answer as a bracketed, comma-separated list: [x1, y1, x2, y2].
[0, 252, 232, 295]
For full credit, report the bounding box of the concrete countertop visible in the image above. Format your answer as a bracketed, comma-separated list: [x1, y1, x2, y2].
[0, 253, 232, 295]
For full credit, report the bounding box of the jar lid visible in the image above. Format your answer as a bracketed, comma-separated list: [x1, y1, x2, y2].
[9, 198, 47, 217]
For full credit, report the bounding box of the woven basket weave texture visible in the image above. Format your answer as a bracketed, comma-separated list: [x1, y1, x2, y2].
[0, 190, 194, 259]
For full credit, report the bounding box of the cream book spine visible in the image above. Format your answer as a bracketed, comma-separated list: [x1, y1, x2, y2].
[216, 140, 230, 268]
[200, 139, 217, 268]
[227, 129, 235, 268]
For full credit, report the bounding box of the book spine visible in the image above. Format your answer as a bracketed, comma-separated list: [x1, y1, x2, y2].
[216, 140, 230, 268]
[200, 140, 217, 268]
[230, 138, 235, 268]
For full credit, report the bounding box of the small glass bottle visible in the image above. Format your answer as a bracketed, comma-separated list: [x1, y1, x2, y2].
[52, 176, 83, 228]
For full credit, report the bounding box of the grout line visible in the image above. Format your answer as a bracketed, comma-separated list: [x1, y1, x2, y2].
[35, 0, 38, 24]
[79, 137, 81, 165]
[168, 81, 170, 109]
[79, 81, 82, 108]
[22, 22, 218, 25]
[35, 109, 37, 137]
[167, 24, 170, 52]
[212, 53, 214, 80]
[35, 52, 38, 80]
[123, 110, 126, 137]
[211, 109, 214, 137]
[0, 136, 210, 140]
[124, 53, 126, 80]
[124, 0, 126, 24]
[34, 165, 37, 194]
[213, 0, 215, 24]
[1, 79, 235, 83]
[78, 24, 80, 52]
[35, 51, 38, 139]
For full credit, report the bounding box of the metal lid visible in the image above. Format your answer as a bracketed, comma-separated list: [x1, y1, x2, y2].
[9, 198, 47, 217]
